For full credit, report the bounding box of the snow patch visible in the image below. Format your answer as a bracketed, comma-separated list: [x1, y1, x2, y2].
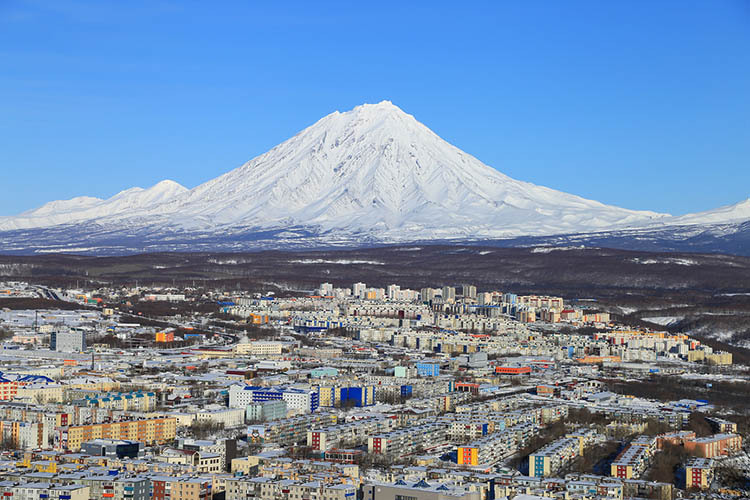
[641, 316, 684, 326]
[630, 257, 697, 266]
[530, 246, 586, 253]
[290, 259, 385, 265]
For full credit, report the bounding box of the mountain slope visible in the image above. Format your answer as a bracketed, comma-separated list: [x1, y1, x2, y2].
[668, 198, 750, 226]
[148, 101, 669, 239]
[0, 101, 747, 254]
[0, 180, 187, 231]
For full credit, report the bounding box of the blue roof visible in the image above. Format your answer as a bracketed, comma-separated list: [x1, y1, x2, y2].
[16, 375, 55, 383]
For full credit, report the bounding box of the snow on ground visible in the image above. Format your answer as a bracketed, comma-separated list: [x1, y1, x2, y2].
[630, 257, 698, 266]
[290, 259, 385, 265]
[530, 246, 586, 253]
[678, 372, 746, 383]
[641, 316, 684, 326]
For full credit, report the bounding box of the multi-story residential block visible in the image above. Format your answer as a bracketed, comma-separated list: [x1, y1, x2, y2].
[71, 391, 157, 412]
[229, 385, 319, 413]
[685, 457, 713, 489]
[684, 433, 742, 458]
[150, 476, 212, 500]
[248, 413, 338, 445]
[177, 438, 236, 472]
[459, 423, 537, 466]
[246, 400, 288, 422]
[0, 483, 90, 500]
[363, 481, 481, 500]
[610, 443, 651, 479]
[57, 417, 176, 451]
[368, 422, 448, 455]
[308, 417, 395, 451]
[194, 407, 245, 429]
[705, 416, 738, 434]
[233, 342, 283, 356]
[529, 437, 580, 477]
[226, 477, 357, 500]
[317, 385, 376, 407]
[0, 376, 18, 400]
[0, 420, 49, 449]
[50, 329, 86, 352]
[415, 362, 440, 377]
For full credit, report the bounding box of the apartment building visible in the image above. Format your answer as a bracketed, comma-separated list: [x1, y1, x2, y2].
[229, 385, 319, 413]
[705, 417, 738, 434]
[529, 437, 579, 477]
[225, 477, 357, 500]
[0, 420, 48, 449]
[685, 457, 713, 489]
[610, 440, 652, 479]
[458, 423, 536, 466]
[194, 407, 245, 429]
[308, 417, 395, 451]
[150, 477, 211, 500]
[50, 329, 86, 352]
[363, 481, 481, 500]
[416, 363, 440, 377]
[2, 483, 90, 500]
[684, 433, 743, 458]
[246, 400, 288, 422]
[368, 422, 448, 455]
[71, 390, 157, 412]
[248, 413, 338, 445]
[317, 385, 376, 407]
[57, 417, 177, 451]
[0, 378, 18, 400]
[233, 342, 283, 357]
[73, 476, 150, 500]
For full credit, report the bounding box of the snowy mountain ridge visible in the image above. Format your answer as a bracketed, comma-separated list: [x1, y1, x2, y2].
[2, 180, 187, 231]
[0, 101, 748, 253]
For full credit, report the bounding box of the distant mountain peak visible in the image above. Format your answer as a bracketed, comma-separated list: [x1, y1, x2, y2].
[0, 102, 747, 254]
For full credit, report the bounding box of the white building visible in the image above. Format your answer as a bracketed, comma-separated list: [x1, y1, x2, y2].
[229, 385, 319, 413]
[50, 329, 85, 352]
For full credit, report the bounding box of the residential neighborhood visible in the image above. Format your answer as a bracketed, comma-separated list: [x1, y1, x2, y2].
[0, 279, 746, 499]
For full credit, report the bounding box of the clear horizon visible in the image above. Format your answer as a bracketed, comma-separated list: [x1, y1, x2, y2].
[1, 1, 749, 217]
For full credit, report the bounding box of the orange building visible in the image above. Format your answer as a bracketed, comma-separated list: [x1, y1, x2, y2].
[685, 434, 742, 458]
[246, 314, 269, 325]
[457, 445, 479, 466]
[156, 331, 175, 343]
[656, 431, 695, 449]
[536, 385, 560, 397]
[495, 366, 531, 375]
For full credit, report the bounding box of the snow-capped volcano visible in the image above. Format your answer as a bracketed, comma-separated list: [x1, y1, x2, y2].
[0, 101, 747, 254]
[148, 100, 669, 238]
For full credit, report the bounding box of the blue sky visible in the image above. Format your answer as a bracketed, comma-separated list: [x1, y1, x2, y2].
[1, 0, 749, 216]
